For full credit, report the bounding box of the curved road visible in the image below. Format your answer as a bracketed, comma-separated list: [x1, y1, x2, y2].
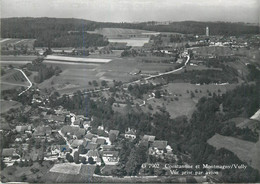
[14, 68, 33, 96]
[68, 55, 190, 97]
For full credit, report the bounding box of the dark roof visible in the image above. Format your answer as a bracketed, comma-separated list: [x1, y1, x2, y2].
[71, 140, 85, 148]
[2, 148, 16, 157]
[85, 133, 94, 139]
[61, 126, 86, 138]
[96, 138, 106, 145]
[33, 126, 52, 136]
[101, 145, 115, 151]
[151, 140, 168, 150]
[86, 142, 98, 150]
[142, 135, 155, 142]
[73, 119, 82, 125]
[109, 130, 119, 137]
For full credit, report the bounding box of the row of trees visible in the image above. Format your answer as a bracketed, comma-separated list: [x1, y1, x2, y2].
[25, 58, 62, 83]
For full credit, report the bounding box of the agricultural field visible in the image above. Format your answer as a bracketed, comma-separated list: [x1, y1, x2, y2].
[38, 67, 100, 94]
[49, 163, 81, 175]
[0, 100, 22, 114]
[1, 38, 36, 49]
[207, 133, 260, 171]
[142, 82, 238, 119]
[88, 28, 158, 38]
[108, 38, 150, 47]
[1, 68, 29, 90]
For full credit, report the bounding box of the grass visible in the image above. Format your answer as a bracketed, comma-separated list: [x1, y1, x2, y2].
[207, 133, 260, 171]
[1, 69, 29, 91]
[142, 82, 238, 119]
[50, 163, 81, 175]
[1, 69, 28, 85]
[0, 161, 54, 183]
[0, 100, 22, 114]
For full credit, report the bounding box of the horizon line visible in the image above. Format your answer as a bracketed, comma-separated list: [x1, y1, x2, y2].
[1, 16, 259, 25]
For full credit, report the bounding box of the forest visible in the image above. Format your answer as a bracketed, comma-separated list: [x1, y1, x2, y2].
[1, 18, 259, 48]
[1, 18, 108, 48]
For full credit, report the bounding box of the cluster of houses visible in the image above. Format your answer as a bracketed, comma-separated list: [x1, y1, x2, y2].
[1, 101, 175, 170]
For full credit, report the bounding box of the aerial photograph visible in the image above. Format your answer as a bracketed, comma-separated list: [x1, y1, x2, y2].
[0, 0, 259, 183]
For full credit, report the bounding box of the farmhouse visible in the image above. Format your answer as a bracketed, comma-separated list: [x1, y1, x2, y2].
[86, 142, 98, 151]
[101, 145, 115, 151]
[2, 148, 20, 159]
[142, 135, 156, 142]
[16, 125, 31, 133]
[149, 140, 168, 155]
[70, 139, 86, 149]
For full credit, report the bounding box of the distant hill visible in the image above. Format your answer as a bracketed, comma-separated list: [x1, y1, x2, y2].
[1, 18, 259, 47]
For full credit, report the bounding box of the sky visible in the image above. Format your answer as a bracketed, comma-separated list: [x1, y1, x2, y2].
[1, 0, 259, 23]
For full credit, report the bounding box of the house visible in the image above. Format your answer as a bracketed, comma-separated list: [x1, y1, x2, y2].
[2, 148, 20, 159]
[44, 114, 65, 123]
[50, 145, 70, 156]
[149, 140, 168, 155]
[16, 125, 31, 133]
[142, 135, 155, 142]
[109, 130, 120, 138]
[101, 145, 115, 151]
[70, 139, 86, 148]
[33, 126, 52, 137]
[86, 142, 98, 151]
[101, 151, 119, 165]
[61, 126, 86, 139]
[85, 133, 95, 140]
[73, 119, 83, 127]
[124, 128, 136, 140]
[96, 138, 106, 145]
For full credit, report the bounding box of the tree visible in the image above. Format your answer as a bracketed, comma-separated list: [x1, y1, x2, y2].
[94, 165, 101, 174]
[101, 80, 107, 87]
[81, 157, 87, 164]
[93, 80, 98, 87]
[66, 153, 74, 163]
[74, 151, 80, 164]
[155, 90, 161, 98]
[88, 157, 95, 164]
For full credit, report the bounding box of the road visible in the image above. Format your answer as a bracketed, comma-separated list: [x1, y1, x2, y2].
[68, 55, 190, 97]
[13, 68, 33, 96]
[144, 55, 190, 80]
